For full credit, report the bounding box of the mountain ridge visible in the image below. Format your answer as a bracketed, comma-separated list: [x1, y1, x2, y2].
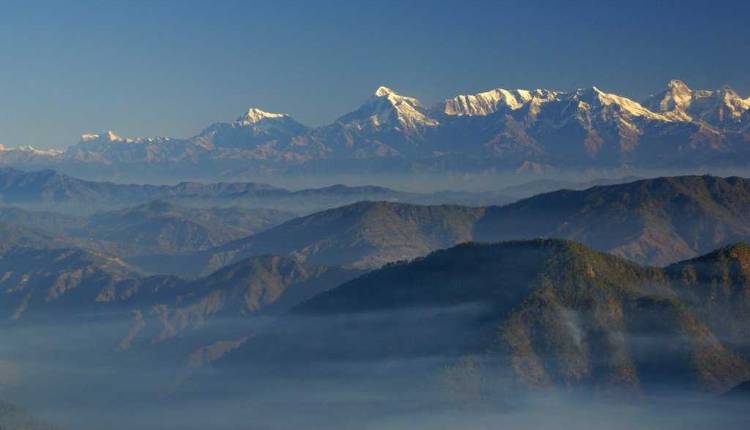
[224, 239, 750, 394]
[2, 80, 748, 175]
[0, 167, 507, 214]
[179, 175, 750, 274]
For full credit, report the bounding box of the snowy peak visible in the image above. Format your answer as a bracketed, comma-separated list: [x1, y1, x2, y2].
[644, 79, 750, 125]
[573, 86, 669, 120]
[77, 131, 167, 147]
[220, 107, 308, 138]
[16, 145, 63, 155]
[644, 79, 694, 115]
[441, 88, 559, 116]
[714, 88, 750, 117]
[80, 131, 126, 143]
[704, 90, 750, 125]
[11, 79, 748, 170]
[440, 85, 667, 120]
[667, 79, 691, 92]
[0, 145, 62, 156]
[573, 86, 607, 102]
[374, 86, 396, 97]
[236, 108, 289, 126]
[338, 86, 439, 131]
[370, 85, 423, 108]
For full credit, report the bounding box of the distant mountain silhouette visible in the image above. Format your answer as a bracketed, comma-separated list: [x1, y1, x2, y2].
[0, 244, 358, 358]
[0, 167, 507, 214]
[196, 201, 485, 273]
[185, 175, 750, 275]
[477, 175, 750, 265]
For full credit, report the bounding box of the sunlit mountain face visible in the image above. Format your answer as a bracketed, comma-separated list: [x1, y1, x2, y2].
[4, 80, 749, 183]
[1, 1, 750, 429]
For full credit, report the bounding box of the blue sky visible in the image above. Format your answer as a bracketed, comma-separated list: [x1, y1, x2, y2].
[0, 0, 748, 148]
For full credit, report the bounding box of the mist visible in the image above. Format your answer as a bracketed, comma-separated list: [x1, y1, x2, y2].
[0, 301, 748, 430]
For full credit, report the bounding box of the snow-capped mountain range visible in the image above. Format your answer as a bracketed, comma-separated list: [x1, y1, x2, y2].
[3, 80, 749, 174]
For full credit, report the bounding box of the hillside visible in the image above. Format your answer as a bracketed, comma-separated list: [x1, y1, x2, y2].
[223, 240, 750, 394]
[3, 235, 750, 396]
[665, 243, 750, 357]
[195, 201, 486, 273]
[6, 174, 750, 279]
[475, 175, 750, 265]
[0, 202, 297, 276]
[119, 255, 360, 352]
[0, 244, 358, 357]
[0, 246, 151, 321]
[0, 221, 64, 253]
[180, 176, 750, 276]
[85, 200, 294, 256]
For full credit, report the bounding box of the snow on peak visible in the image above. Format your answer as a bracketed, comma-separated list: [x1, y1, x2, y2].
[80, 131, 125, 142]
[374, 86, 396, 97]
[442, 87, 560, 116]
[575, 86, 669, 120]
[715, 88, 750, 120]
[106, 130, 123, 141]
[370, 85, 422, 106]
[17, 145, 63, 155]
[667, 79, 691, 92]
[644, 79, 694, 116]
[343, 86, 439, 130]
[0, 145, 62, 156]
[644, 80, 750, 123]
[78, 131, 165, 145]
[237, 108, 288, 126]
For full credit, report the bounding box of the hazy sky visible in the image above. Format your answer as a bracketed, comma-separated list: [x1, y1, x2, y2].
[0, 0, 748, 148]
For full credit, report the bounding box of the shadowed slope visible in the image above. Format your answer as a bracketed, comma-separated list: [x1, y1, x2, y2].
[475, 176, 750, 265]
[222, 240, 750, 394]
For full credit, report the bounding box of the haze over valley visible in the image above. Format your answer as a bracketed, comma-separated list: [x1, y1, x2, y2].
[0, 168, 748, 429]
[0, 1, 749, 429]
